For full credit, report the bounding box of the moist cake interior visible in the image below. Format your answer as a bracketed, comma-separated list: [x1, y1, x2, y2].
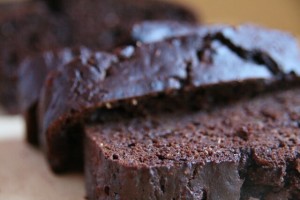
[85, 88, 300, 199]
[86, 88, 300, 167]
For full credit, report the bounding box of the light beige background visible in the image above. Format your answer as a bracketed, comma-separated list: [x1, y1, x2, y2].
[0, 0, 299, 199]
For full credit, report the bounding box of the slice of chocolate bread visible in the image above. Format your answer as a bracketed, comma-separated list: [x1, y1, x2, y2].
[20, 20, 198, 147]
[39, 24, 300, 172]
[18, 47, 93, 145]
[0, 1, 71, 114]
[85, 88, 300, 199]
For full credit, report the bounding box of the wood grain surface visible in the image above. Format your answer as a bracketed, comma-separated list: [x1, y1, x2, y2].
[0, 0, 299, 199]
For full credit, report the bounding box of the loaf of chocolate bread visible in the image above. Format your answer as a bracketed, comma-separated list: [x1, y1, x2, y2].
[39, 24, 300, 172]
[85, 88, 300, 199]
[0, 1, 71, 113]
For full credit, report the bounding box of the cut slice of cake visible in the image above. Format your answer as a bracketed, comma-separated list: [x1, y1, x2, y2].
[85, 88, 300, 199]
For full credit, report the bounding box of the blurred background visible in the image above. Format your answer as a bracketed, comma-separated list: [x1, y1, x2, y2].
[1, 0, 298, 34]
[0, 0, 299, 199]
[0, 0, 299, 36]
[170, 0, 300, 36]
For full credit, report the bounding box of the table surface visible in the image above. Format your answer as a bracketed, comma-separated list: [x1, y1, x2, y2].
[0, 0, 299, 199]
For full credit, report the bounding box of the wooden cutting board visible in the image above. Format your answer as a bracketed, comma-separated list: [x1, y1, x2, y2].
[0, 0, 299, 199]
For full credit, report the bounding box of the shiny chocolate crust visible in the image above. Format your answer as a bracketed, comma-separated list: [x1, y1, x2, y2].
[132, 20, 201, 43]
[85, 88, 300, 199]
[0, 1, 71, 114]
[133, 22, 300, 77]
[39, 24, 300, 172]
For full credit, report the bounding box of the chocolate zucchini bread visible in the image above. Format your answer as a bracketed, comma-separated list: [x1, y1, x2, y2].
[39, 24, 300, 172]
[0, 1, 71, 113]
[85, 88, 300, 200]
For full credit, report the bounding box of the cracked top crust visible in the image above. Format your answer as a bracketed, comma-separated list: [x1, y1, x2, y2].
[134, 22, 300, 76]
[39, 24, 300, 172]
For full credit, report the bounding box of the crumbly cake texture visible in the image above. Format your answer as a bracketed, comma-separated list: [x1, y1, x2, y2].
[39, 24, 300, 172]
[0, 1, 71, 113]
[85, 88, 300, 200]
